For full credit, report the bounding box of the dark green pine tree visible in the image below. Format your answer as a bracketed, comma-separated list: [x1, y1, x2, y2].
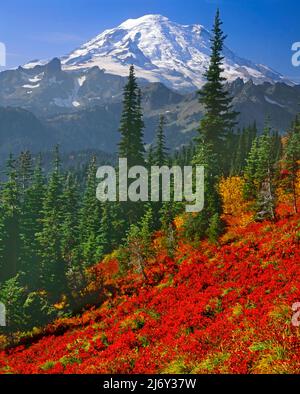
[59, 172, 85, 302]
[248, 122, 258, 152]
[118, 66, 147, 225]
[152, 115, 170, 228]
[96, 203, 114, 256]
[119, 65, 145, 167]
[231, 128, 243, 175]
[0, 275, 26, 333]
[198, 9, 239, 173]
[79, 156, 103, 266]
[18, 151, 33, 197]
[255, 125, 278, 221]
[231, 123, 257, 175]
[134, 88, 146, 165]
[19, 155, 46, 288]
[154, 115, 168, 166]
[0, 155, 21, 281]
[186, 142, 224, 242]
[244, 123, 279, 220]
[147, 144, 155, 169]
[272, 130, 282, 163]
[37, 146, 65, 297]
[244, 136, 259, 199]
[284, 116, 300, 213]
[61, 173, 81, 273]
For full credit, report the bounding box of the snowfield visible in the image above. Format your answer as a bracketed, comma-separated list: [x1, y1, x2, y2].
[57, 14, 291, 92]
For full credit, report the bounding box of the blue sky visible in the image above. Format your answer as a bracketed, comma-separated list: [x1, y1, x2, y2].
[0, 0, 299, 81]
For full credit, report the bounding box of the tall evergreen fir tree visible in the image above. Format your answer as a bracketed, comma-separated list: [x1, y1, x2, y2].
[118, 66, 146, 225]
[244, 123, 280, 220]
[244, 135, 258, 193]
[255, 125, 278, 221]
[154, 115, 168, 166]
[198, 9, 239, 173]
[134, 88, 146, 165]
[119, 65, 145, 167]
[231, 123, 258, 175]
[150, 114, 170, 227]
[0, 275, 26, 333]
[79, 156, 103, 265]
[189, 9, 236, 240]
[0, 154, 21, 281]
[97, 203, 114, 256]
[61, 173, 81, 272]
[37, 146, 65, 297]
[284, 116, 300, 213]
[19, 155, 45, 288]
[18, 151, 33, 197]
[231, 128, 243, 175]
[185, 142, 223, 241]
[147, 145, 154, 169]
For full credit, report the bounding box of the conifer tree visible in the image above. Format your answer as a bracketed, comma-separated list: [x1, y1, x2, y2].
[187, 142, 223, 240]
[37, 146, 65, 296]
[231, 128, 243, 175]
[79, 156, 103, 265]
[232, 123, 258, 175]
[244, 123, 280, 220]
[0, 275, 26, 333]
[125, 207, 154, 280]
[198, 9, 238, 172]
[284, 116, 300, 213]
[118, 66, 147, 225]
[96, 203, 113, 256]
[18, 151, 33, 197]
[119, 66, 145, 167]
[19, 155, 45, 288]
[61, 173, 80, 271]
[147, 145, 154, 169]
[0, 155, 21, 281]
[255, 126, 278, 220]
[154, 115, 168, 166]
[244, 137, 259, 200]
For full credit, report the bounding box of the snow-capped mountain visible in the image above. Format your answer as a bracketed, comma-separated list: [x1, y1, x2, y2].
[58, 14, 290, 92]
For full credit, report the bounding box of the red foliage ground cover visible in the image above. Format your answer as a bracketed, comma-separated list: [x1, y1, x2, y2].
[1, 211, 300, 374]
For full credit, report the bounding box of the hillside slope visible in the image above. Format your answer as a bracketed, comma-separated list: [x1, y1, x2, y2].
[1, 208, 300, 374]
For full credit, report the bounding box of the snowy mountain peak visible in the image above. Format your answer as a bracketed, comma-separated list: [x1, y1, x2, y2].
[119, 14, 170, 29]
[58, 14, 292, 92]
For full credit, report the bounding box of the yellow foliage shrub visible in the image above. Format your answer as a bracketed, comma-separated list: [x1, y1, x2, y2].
[219, 176, 247, 216]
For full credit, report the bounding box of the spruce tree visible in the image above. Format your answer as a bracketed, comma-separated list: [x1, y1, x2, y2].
[96, 203, 113, 256]
[255, 125, 278, 221]
[37, 146, 65, 297]
[118, 66, 146, 225]
[0, 155, 21, 281]
[154, 115, 168, 166]
[244, 123, 279, 220]
[79, 156, 103, 265]
[18, 151, 33, 197]
[0, 275, 26, 333]
[244, 137, 259, 200]
[284, 116, 300, 213]
[119, 66, 145, 167]
[198, 9, 239, 173]
[187, 142, 223, 241]
[231, 128, 243, 175]
[61, 173, 80, 272]
[19, 155, 45, 288]
[147, 145, 154, 169]
[232, 123, 257, 175]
